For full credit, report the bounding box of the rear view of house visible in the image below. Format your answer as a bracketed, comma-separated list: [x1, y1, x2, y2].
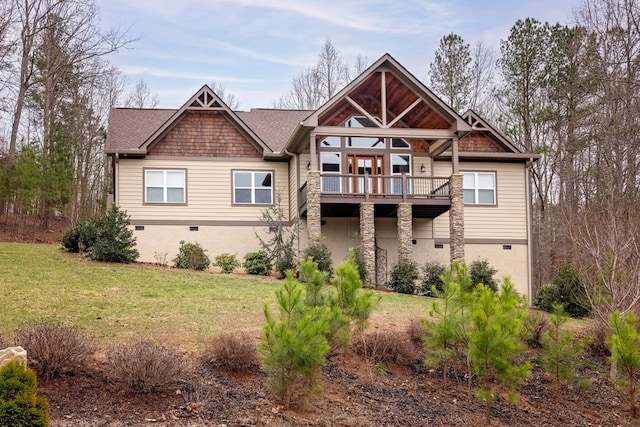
[106, 54, 538, 298]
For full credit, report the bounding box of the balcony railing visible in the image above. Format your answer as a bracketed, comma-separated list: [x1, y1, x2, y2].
[299, 174, 450, 208]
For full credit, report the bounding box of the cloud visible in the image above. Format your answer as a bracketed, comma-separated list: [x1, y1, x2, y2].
[119, 66, 263, 84]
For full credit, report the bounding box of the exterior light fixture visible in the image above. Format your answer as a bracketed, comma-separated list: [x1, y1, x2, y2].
[420, 163, 426, 173]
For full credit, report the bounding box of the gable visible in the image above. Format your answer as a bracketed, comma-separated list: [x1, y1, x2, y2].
[318, 71, 450, 130]
[459, 132, 507, 153]
[148, 110, 261, 158]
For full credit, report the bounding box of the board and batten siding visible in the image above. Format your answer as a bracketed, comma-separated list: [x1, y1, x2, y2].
[118, 158, 290, 222]
[433, 161, 528, 240]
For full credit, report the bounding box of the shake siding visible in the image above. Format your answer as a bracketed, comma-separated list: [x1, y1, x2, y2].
[433, 161, 528, 240]
[118, 158, 289, 222]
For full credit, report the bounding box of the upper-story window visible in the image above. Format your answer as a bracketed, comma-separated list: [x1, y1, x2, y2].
[346, 116, 384, 149]
[233, 171, 273, 205]
[145, 169, 186, 204]
[462, 171, 496, 205]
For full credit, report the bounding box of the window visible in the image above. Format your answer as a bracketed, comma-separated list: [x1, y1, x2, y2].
[145, 169, 185, 204]
[391, 154, 411, 194]
[321, 152, 341, 192]
[233, 171, 273, 205]
[463, 172, 496, 205]
[345, 116, 385, 149]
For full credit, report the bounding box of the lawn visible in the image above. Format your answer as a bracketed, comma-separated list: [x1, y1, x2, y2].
[0, 243, 434, 349]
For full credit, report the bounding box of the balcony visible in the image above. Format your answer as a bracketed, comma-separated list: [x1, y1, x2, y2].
[299, 174, 451, 219]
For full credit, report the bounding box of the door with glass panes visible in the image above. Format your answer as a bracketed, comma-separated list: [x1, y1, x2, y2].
[347, 155, 384, 194]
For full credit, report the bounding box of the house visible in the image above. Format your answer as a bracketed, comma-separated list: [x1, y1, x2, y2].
[105, 54, 538, 298]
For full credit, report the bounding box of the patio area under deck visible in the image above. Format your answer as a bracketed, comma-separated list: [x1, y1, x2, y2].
[298, 173, 451, 219]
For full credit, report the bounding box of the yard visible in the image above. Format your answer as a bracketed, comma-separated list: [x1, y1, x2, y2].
[0, 243, 634, 426]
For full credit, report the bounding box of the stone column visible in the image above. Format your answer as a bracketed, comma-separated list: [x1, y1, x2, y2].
[307, 170, 322, 243]
[449, 173, 465, 263]
[397, 202, 413, 261]
[360, 202, 375, 287]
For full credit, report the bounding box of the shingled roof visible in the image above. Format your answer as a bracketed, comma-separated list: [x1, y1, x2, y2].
[106, 105, 311, 156]
[236, 109, 311, 153]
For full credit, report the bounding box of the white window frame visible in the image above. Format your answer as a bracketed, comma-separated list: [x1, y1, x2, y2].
[144, 169, 186, 204]
[320, 152, 341, 193]
[462, 171, 496, 205]
[233, 170, 274, 205]
[391, 154, 412, 194]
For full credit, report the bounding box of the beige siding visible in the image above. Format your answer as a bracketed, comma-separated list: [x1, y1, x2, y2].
[288, 156, 297, 220]
[412, 155, 432, 176]
[433, 161, 528, 240]
[118, 158, 290, 222]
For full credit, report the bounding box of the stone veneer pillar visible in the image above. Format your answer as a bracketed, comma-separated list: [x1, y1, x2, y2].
[449, 173, 465, 262]
[397, 203, 413, 261]
[307, 170, 322, 243]
[360, 202, 376, 288]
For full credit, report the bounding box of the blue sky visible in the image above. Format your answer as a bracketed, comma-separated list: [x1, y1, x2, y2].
[96, 0, 577, 110]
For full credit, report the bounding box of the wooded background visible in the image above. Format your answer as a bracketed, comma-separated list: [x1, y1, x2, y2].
[0, 0, 638, 312]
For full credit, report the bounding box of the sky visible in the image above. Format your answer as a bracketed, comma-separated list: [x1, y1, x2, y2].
[95, 0, 578, 110]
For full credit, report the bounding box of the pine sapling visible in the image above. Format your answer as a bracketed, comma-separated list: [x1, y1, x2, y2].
[540, 303, 590, 390]
[607, 310, 640, 418]
[259, 272, 331, 408]
[469, 278, 530, 421]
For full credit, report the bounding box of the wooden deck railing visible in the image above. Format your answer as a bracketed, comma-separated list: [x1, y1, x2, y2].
[299, 174, 450, 207]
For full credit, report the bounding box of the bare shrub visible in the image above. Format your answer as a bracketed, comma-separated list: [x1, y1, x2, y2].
[14, 323, 93, 379]
[201, 333, 259, 374]
[522, 309, 550, 348]
[406, 318, 427, 347]
[352, 330, 420, 366]
[107, 340, 190, 393]
[0, 332, 11, 349]
[584, 321, 611, 359]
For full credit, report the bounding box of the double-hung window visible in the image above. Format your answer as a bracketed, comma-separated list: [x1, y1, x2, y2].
[233, 171, 273, 205]
[462, 172, 496, 205]
[145, 169, 186, 204]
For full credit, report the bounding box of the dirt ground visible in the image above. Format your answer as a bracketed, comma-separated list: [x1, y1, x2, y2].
[2, 217, 637, 426]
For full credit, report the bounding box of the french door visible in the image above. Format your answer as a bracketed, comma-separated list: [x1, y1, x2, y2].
[347, 155, 384, 194]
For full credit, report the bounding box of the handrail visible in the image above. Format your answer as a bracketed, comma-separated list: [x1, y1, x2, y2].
[299, 174, 450, 206]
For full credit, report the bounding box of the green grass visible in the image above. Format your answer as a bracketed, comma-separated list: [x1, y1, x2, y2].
[0, 243, 434, 349]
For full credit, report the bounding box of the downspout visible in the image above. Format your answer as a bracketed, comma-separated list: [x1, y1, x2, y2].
[283, 147, 301, 259]
[525, 157, 534, 306]
[114, 153, 119, 207]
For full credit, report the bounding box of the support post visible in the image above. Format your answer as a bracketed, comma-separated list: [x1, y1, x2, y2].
[449, 173, 465, 263]
[307, 170, 321, 243]
[360, 202, 375, 287]
[397, 203, 413, 261]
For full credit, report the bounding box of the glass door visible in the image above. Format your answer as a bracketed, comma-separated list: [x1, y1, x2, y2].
[348, 155, 384, 194]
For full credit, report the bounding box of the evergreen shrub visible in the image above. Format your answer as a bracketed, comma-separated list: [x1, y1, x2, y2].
[388, 259, 419, 294]
[0, 361, 49, 427]
[214, 253, 240, 274]
[173, 241, 210, 270]
[243, 251, 271, 275]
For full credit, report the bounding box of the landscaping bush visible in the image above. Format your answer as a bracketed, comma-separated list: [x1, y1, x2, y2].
[348, 246, 367, 284]
[302, 241, 333, 278]
[62, 206, 138, 263]
[420, 261, 445, 295]
[521, 309, 549, 349]
[352, 330, 420, 366]
[387, 259, 419, 294]
[214, 253, 240, 274]
[469, 258, 498, 291]
[534, 263, 590, 318]
[243, 251, 271, 275]
[275, 246, 296, 278]
[14, 323, 93, 380]
[173, 241, 210, 270]
[201, 334, 259, 374]
[0, 360, 49, 427]
[61, 220, 97, 253]
[107, 341, 190, 394]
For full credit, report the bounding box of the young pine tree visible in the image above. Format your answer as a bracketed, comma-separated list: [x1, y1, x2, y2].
[469, 278, 530, 420]
[540, 303, 590, 390]
[608, 310, 640, 418]
[423, 262, 473, 382]
[259, 272, 331, 408]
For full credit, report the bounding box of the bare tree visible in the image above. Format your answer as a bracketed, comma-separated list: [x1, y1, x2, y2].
[209, 82, 240, 110]
[275, 40, 355, 109]
[125, 78, 160, 108]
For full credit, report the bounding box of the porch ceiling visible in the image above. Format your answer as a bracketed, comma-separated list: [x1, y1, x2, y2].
[307, 199, 451, 219]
